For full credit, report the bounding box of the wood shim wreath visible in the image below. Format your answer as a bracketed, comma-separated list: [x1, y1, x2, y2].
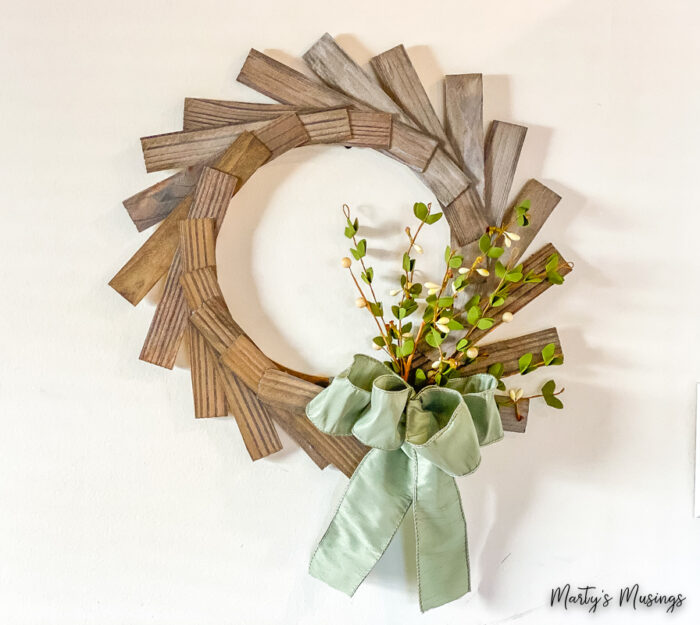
[109, 34, 569, 477]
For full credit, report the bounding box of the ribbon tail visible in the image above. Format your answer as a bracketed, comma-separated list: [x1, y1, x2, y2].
[413, 453, 470, 612]
[309, 448, 413, 596]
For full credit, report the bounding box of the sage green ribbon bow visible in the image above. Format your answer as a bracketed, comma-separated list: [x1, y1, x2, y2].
[305, 354, 503, 611]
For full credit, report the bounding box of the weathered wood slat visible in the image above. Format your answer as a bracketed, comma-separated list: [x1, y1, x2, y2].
[484, 121, 527, 226]
[498, 179, 561, 268]
[470, 243, 572, 344]
[266, 406, 331, 469]
[109, 132, 268, 306]
[179, 218, 216, 272]
[444, 74, 485, 201]
[498, 400, 528, 433]
[252, 112, 309, 158]
[123, 164, 205, 232]
[187, 328, 228, 418]
[370, 44, 457, 160]
[184, 98, 298, 130]
[190, 296, 243, 354]
[460, 328, 562, 378]
[257, 368, 319, 410]
[140, 169, 237, 368]
[180, 266, 223, 310]
[109, 196, 192, 306]
[345, 110, 392, 147]
[237, 48, 438, 171]
[298, 108, 352, 143]
[214, 351, 283, 460]
[220, 336, 276, 390]
[444, 187, 489, 246]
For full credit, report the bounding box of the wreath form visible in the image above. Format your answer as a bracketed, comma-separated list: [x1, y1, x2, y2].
[110, 35, 570, 476]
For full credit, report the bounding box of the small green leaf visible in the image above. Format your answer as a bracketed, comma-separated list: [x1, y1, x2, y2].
[547, 271, 564, 285]
[545, 254, 559, 273]
[541, 379, 556, 396]
[344, 225, 356, 238]
[487, 246, 504, 259]
[518, 353, 533, 374]
[488, 362, 505, 379]
[489, 295, 505, 307]
[356, 239, 367, 258]
[409, 283, 422, 296]
[544, 394, 563, 409]
[372, 336, 385, 347]
[402, 252, 411, 272]
[398, 307, 407, 319]
[402, 322, 413, 333]
[495, 261, 507, 278]
[361, 267, 374, 284]
[437, 296, 454, 308]
[425, 212, 442, 224]
[398, 339, 414, 357]
[444, 246, 452, 263]
[541, 343, 556, 365]
[413, 202, 429, 221]
[447, 319, 464, 331]
[449, 255, 463, 268]
[369, 302, 383, 317]
[467, 305, 481, 325]
[456, 338, 470, 351]
[465, 294, 481, 309]
[425, 328, 445, 348]
[549, 356, 564, 366]
[414, 368, 427, 388]
[479, 234, 491, 254]
[477, 317, 494, 330]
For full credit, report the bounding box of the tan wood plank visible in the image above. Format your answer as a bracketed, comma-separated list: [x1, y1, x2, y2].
[179, 218, 216, 272]
[237, 48, 438, 171]
[220, 336, 276, 390]
[189, 296, 243, 354]
[444, 74, 485, 202]
[109, 132, 269, 307]
[484, 121, 527, 226]
[298, 108, 352, 143]
[180, 266, 223, 311]
[252, 112, 309, 158]
[123, 164, 205, 232]
[184, 98, 298, 130]
[139, 169, 237, 368]
[460, 328, 562, 378]
[345, 110, 391, 147]
[370, 44, 458, 160]
[187, 328, 228, 418]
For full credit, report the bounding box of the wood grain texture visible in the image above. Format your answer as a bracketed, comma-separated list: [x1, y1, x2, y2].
[179, 218, 216, 272]
[109, 196, 192, 306]
[298, 108, 352, 143]
[187, 328, 228, 418]
[444, 187, 489, 246]
[252, 112, 309, 158]
[421, 147, 474, 210]
[220, 336, 276, 390]
[265, 407, 330, 469]
[237, 48, 437, 170]
[189, 297, 243, 354]
[184, 97, 298, 130]
[460, 328, 562, 378]
[109, 133, 267, 307]
[498, 179, 562, 268]
[370, 44, 457, 160]
[444, 74, 484, 202]
[470, 244, 572, 344]
[484, 121, 527, 226]
[257, 368, 320, 411]
[498, 400, 528, 433]
[123, 164, 205, 232]
[345, 110, 392, 147]
[140, 169, 237, 368]
[215, 355, 283, 460]
[180, 266, 223, 310]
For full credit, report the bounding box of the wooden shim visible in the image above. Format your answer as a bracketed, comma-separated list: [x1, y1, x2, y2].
[109, 196, 192, 306]
[139, 169, 237, 368]
[484, 121, 527, 226]
[370, 44, 457, 160]
[184, 97, 298, 130]
[214, 350, 283, 460]
[257, 367, 319, 410]
[498, 400, 528, 433]
[498, 179, 562, 268]
[460, 328, 562, 378]
[123, 164, 205, 232]
[180, 266, 223, 310]
[109, 133, 268, 307]
[237, 48, 437, 171]
[190, 296, 243, 354]
[138, 251, 189, 368]
[444, 187, 489, 246]
[187, 327, 228, 418]
[444, 74, 485, 202]
[345, 110, 392, 147]
[266, 407, 330, 469]
[220, 335, 276, 390]
[298, 108, 352, 143]
[252, 113, 309, 158]
[421, 147, 474, 210]
[141, 123, 264, 173]
[179, 218, 216, 272]
[470, 243, 572, 344]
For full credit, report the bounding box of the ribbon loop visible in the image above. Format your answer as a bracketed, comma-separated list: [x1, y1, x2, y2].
[305, 355, 503, 611]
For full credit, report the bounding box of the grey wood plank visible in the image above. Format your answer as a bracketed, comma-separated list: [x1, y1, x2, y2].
[484, 121, 527, 226]
[370, 44, 458, 161]
[444, 74, 485, 202]
[184, 98, 298, 130]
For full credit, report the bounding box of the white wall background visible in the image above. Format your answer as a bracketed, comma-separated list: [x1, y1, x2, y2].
[2, 1, 700, 623]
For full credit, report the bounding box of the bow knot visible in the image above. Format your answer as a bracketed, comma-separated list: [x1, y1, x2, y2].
[305, 355, 503, 611]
